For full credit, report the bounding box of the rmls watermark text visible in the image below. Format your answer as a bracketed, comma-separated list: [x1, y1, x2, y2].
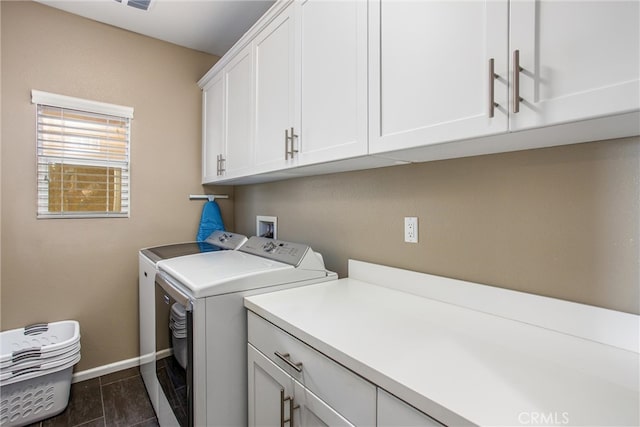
[518, 411, 570, 425]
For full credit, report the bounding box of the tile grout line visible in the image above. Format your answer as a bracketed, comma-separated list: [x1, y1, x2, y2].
[98, 375, 107, 427]
[74, 416, 106, 427]
[130, 416, 157, 427]
[100, 372, 141, 387]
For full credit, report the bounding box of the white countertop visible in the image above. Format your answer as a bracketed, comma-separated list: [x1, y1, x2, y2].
[244, 277, 639, 426]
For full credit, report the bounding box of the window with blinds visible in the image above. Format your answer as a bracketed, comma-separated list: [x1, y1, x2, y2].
[32, 90, 133, 218]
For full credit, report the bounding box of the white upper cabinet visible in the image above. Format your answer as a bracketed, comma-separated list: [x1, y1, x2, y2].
[252, 0, 368, 172]
[199, 0, 639, 184]
[294, 0, 368, 165]
[368, 0, 509, 155]
[509, 0, 640, 131]
[369, 0, 640, 156]
[224, 44, 254, 178]
[253, 5, 296, 174]
[203, 53, 254, 182]
[201, 72, 225, 183]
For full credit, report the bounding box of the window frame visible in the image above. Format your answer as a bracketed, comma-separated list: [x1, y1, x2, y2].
[32, 90, 134, 219]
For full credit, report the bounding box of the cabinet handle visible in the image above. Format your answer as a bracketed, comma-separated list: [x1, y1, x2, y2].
[512, 49, 523, 113]
[220, 155, 226, 174]
[285, 127, 298, 160]
[216, 154, 225, 176]
[290, 127, 298, 158]
[274, 351, 303, 372]
[284, 129, 289, 160]
[280, 389, 299, 427]
[488, 58, 499, 118]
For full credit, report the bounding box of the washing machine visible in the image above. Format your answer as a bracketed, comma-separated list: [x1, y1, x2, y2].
[153, 236, 337, 427]
[138, 230, 247, 416]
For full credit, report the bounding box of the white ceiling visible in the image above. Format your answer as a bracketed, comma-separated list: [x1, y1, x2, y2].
[34, 0, 276, 57]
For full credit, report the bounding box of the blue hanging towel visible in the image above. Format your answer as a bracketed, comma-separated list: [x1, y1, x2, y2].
[196, 200, 225, 241]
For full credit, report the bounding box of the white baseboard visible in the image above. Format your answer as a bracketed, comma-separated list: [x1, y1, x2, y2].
[72, 356, 141, 383]
[72, 349, 172, 383]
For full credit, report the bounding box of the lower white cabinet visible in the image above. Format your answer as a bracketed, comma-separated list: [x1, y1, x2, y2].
[377, 389, 443, 427]
[293, 380, 354, 427]
[247, 311, 450, 426]
[248, 344, 354, 427]
[247, 312, 376, 426]
[248, 344, 295, 426]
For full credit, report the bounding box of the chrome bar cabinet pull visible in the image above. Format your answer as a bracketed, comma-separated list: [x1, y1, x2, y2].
[280, 389, 299, 427]
[284, 129, 289, 160]
[513, 49, 523, 113]
[216, 154, 225, 176]
[274, 351, 303, 372]
[488, 58, 499, 118]
[285, 127, 298, 160]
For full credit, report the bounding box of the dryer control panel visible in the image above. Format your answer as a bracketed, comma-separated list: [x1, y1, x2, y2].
[239, 236, 310, 266]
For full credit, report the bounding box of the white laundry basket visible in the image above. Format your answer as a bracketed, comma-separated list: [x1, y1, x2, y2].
[1, 321, 80, 368]
[0, 321, 81, 427]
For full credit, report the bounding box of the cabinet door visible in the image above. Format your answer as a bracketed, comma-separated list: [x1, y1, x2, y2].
[377, 389, 443, 427]
[293, 381, 354, 427]
[295, 0, 368, 165]
[253, 6, 296, 173]
[248, 345, 295, 427]
[369, 0, 509, 155]
[201, 72, 224, 183]
[224, 44, 254, 178]
[509, 0, 640, 131]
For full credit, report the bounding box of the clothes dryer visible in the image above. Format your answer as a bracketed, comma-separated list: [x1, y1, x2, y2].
[153, 236, 337, 427]
[138, 230, 247, 414]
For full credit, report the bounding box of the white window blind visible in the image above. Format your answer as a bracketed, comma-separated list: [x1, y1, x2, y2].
[32, 90, 133, 218]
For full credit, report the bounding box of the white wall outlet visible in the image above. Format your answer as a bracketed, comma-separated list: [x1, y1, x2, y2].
[404, 217, 418, 243]
[257, 215, 277, 239]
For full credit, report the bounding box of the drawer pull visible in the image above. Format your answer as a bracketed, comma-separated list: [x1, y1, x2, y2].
[275, 351, 303, 373]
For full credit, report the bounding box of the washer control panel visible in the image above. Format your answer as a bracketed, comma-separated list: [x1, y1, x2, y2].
[239, 236, 310, 266]
[205, 230, 248, 250]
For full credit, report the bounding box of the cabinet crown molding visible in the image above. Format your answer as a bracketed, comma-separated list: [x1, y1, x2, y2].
[198, 0, 293, 89]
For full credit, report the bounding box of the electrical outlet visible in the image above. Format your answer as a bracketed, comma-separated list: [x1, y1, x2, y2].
[404, 217, 418, 243]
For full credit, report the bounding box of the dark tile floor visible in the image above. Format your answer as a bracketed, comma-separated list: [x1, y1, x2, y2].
[155, 357, 186, 427]
[28, 367, 157, 427]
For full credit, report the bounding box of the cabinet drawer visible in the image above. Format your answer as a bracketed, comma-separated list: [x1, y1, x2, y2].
[247, 311, 376, 426]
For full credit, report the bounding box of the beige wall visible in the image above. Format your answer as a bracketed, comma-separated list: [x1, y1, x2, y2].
[0, 1, 231, 370]
[233, 137, 640, 314]
[1, 1, 638, 377]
